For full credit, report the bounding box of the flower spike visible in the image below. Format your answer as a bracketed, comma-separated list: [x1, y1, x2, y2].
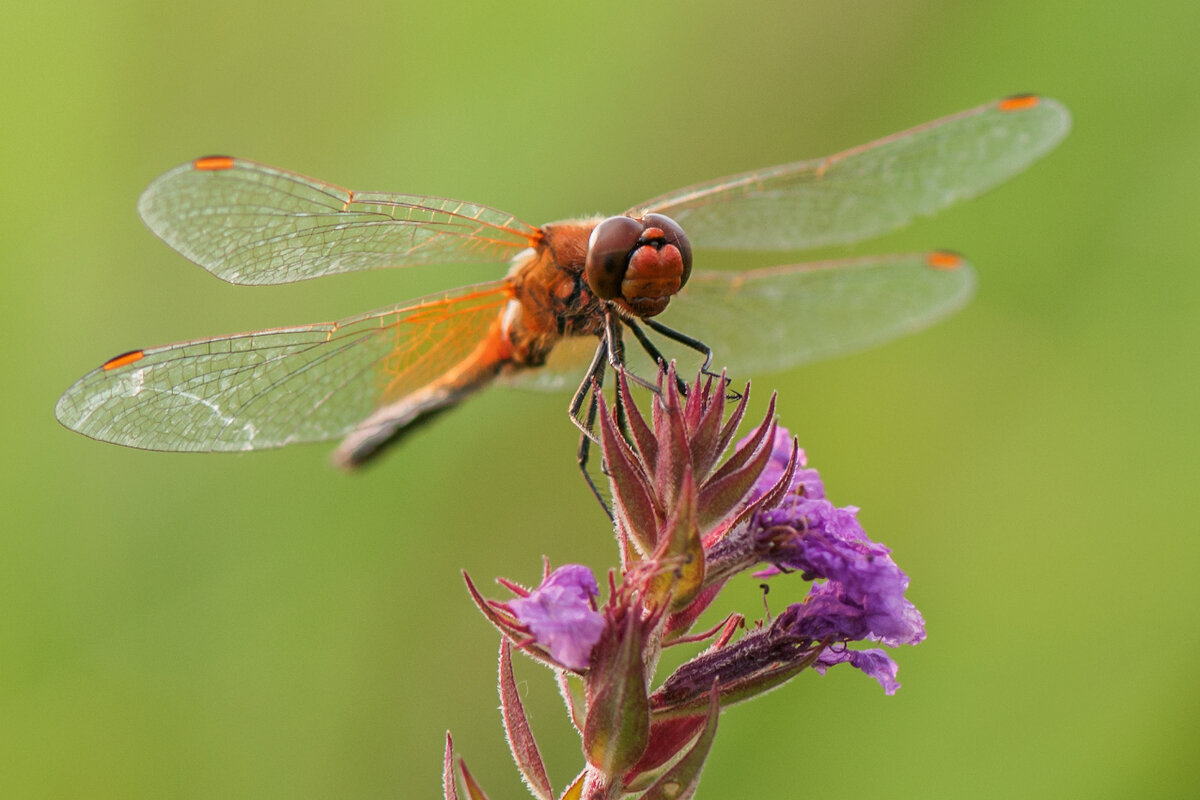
[460, 364, 926, 796]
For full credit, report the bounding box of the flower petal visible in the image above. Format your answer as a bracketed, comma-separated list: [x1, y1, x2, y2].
[508, 565, 606, 670]
[814, 647, 901, 695]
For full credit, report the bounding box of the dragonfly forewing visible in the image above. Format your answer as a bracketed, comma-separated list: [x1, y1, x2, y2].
[630, 95, 1070, 252]
[138, 157, 539, 285]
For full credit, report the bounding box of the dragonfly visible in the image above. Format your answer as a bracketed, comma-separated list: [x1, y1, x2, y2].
[56, 94, 1069, 483]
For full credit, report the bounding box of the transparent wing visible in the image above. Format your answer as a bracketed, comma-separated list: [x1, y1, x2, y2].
[504, 326, 669, 394]
[502, 336, 600, 392]
[507, 254, 976, 391]
[653, 252, 976, 376]
[628, 95, 1070, 251]
[138, 157, 540, 285]
[55, 282, 514, 451]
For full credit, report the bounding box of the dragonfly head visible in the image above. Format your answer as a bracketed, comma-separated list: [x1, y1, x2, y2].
[585, 213, 692, 318]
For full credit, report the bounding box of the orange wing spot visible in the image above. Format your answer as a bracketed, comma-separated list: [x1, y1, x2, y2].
[342, 190, 354, 212]
[102, 349, 145, 370]
[926, 250, 964, 270]
[998, 94, 1040, 112]
[193, 155, 235, 171]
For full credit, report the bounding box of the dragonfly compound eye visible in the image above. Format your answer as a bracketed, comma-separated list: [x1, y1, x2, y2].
[585, 215, 644, 300]
[641, 213, 692, 289]
[613, 213, 693, 317]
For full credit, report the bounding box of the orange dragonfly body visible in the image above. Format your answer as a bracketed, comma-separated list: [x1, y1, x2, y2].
[56, 95, 1069, 468]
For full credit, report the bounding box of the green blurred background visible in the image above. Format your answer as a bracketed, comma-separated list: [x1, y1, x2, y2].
[4, 1, 1197, 797]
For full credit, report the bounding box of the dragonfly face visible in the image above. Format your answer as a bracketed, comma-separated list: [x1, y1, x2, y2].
[55, 94, 1070, 468]
[584, 214, 693, 317]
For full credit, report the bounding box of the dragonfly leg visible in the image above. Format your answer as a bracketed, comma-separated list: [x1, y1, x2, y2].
[575, 388, 613, 521]
[641, 317, 739, 399]
[623, 318, 690, 396]
[570, 337, 613, 517]
[569, 309, 657, 517]
[609, 309, 657, 393]
[641, 317, 715, 372]
[569, 337, 608, 442]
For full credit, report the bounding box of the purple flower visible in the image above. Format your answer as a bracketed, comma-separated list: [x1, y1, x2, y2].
[742, 426, 825, 504]
[708, 424, 924, 650]
[655, 578, 915, 704]
[773, 579, 923, 647]
[814, 647, 901, 695]
[750, 466, 925, 647]
[507, 565, 605, 670]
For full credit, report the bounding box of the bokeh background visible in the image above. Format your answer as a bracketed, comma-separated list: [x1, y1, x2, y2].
[4, 1, 1197, 797]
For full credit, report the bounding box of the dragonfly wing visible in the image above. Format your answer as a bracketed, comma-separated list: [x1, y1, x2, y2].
[138, 157, 540, 285]
[654, 253, 976, 376]
[503, 335, 598, 392]
[628, 95, 1070, 251]
[55, 281, 514, 452]
[501, 327, 664, 394]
